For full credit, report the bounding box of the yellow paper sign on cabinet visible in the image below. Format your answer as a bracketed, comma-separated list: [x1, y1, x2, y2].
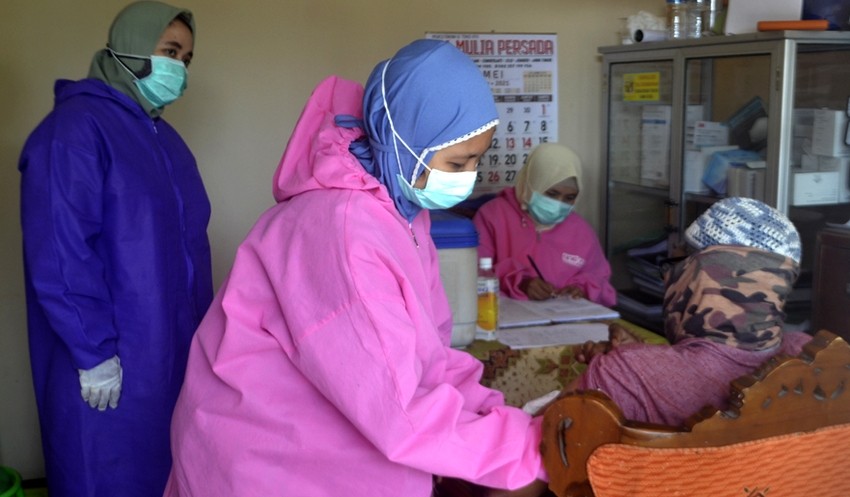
[624, 72, 660, 102]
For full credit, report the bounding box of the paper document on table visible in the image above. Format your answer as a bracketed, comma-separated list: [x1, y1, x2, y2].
[497, 322, 610, 349]
[499, 297, 620, 329]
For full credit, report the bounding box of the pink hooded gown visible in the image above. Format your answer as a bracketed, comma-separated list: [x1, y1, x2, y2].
[164, 76, 544, 496]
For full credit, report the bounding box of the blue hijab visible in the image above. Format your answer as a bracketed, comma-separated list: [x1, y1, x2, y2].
[340, 39, 499, 222]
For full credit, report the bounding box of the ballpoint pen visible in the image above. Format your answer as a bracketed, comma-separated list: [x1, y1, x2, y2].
[527, 255, 546, 282]
[528, 255, 558, 299]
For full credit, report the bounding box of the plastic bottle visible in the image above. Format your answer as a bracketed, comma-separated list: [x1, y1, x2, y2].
[666, 0, 688, 39]
[705, 0, 722, 35]
[687, 0, 709, 38]
[476, 257, 499, 340]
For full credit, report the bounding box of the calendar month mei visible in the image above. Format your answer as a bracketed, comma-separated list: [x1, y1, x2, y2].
[427, 32, 559, 197]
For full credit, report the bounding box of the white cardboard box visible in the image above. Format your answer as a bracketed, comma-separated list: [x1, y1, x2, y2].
[801, 153, 819, 170]
[689, 121, 729, 148]
[610, 102, 643, 183]
[684, 145, 738, 193]
[818, 155, 850, 202]
[727, 161, 766, 201]
[684, 150, 708, 193]
[812, 109, 850, 157]
[686, 105, 705, 127]
[791, 170, 839, 206]
[725, 0, 803, 34]
[640, 105, 672, 186]
[794, 108, 816, 128]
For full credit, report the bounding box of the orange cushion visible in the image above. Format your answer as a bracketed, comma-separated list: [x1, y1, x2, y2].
[587, 423, 850, 497]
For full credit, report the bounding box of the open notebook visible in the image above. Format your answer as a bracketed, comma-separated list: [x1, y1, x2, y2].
[497, 322, 610, 349]
[499, 296, 619, 329]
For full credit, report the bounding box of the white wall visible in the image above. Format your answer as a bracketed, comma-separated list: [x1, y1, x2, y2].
[0, 0, 661, 478]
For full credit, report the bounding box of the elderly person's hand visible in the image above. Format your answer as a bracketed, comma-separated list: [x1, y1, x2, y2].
[574, 322, 642, 364]
[574, 339, 610, 364]
[609, 322, 641, 347]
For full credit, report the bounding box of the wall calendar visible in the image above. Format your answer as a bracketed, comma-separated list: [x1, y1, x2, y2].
[427, 32, 559, 197]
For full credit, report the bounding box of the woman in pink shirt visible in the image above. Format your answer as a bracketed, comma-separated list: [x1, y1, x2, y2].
[165, 40, 547, 497]
[473, 143, 616, 305]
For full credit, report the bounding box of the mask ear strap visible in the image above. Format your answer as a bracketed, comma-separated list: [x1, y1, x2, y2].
[380, 60, 431, 186]
[107, 47, 146, 80]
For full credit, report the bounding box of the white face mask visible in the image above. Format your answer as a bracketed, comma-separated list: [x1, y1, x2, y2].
[397, 168, 477, 210]
[528, 191, 573, 225]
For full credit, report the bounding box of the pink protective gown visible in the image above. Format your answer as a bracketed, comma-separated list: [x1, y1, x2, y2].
[473, 188, 616, 306]
[164, 76, 544, 497]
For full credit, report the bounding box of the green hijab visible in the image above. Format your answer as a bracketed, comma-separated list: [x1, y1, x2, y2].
[88, 1, 195, 118]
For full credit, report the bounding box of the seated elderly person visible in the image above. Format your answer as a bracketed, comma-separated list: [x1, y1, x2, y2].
[565, 197, 812, 426]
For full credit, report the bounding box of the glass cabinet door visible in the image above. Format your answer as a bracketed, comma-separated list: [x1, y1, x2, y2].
[681, 53, 772, 236]
[679, 43, 850, 323]
[605, 60, 673, 308]
[786, 45, 850, 274]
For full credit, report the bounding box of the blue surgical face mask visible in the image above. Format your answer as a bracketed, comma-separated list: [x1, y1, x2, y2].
[109, 49, 187, 108]
[135, 56, 187, 107]
[528, 191, 573, 225]
[397, 168, 477, 210]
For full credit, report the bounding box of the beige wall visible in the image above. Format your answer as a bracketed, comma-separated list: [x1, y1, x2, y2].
[0, 0, 660, 478]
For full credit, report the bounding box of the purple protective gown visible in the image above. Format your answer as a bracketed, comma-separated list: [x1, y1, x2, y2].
[19, 78, 213, 497]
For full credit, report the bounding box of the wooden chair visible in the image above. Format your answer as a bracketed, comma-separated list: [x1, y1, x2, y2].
[541, 330, 850, 497]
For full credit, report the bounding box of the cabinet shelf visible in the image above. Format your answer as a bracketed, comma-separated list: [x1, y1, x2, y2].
[610, 179, 670, 197]
[683, 191, 722, 204]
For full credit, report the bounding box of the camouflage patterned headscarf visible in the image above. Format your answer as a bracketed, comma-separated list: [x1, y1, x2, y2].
[663, 245, 799, 351]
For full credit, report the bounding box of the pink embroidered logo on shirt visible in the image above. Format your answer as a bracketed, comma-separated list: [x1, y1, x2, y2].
[561, 253, 585, 267]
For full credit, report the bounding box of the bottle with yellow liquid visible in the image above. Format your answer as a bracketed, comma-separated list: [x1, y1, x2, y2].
[476, 257, 499, 340]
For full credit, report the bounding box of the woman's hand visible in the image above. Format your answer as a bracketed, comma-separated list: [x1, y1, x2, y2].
[557, 284, 585, 300]
[520, 277, 558, 301]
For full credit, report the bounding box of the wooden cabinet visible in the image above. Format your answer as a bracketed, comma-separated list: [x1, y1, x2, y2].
[812, 227, 850, 339]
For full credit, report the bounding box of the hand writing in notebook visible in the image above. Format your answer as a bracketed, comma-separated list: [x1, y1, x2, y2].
[524, 255, 587, 301]
[520, 277, 558, 300]
[558, 284, 585, 300]
[524, 255, 557, 300]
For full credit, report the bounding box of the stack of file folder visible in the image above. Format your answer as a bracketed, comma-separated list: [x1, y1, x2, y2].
[624, 237, 667, 298]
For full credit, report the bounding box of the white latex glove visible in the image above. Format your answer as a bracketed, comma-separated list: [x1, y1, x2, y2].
[79, 355, 123, 411]
[521, 389, 560, 415]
